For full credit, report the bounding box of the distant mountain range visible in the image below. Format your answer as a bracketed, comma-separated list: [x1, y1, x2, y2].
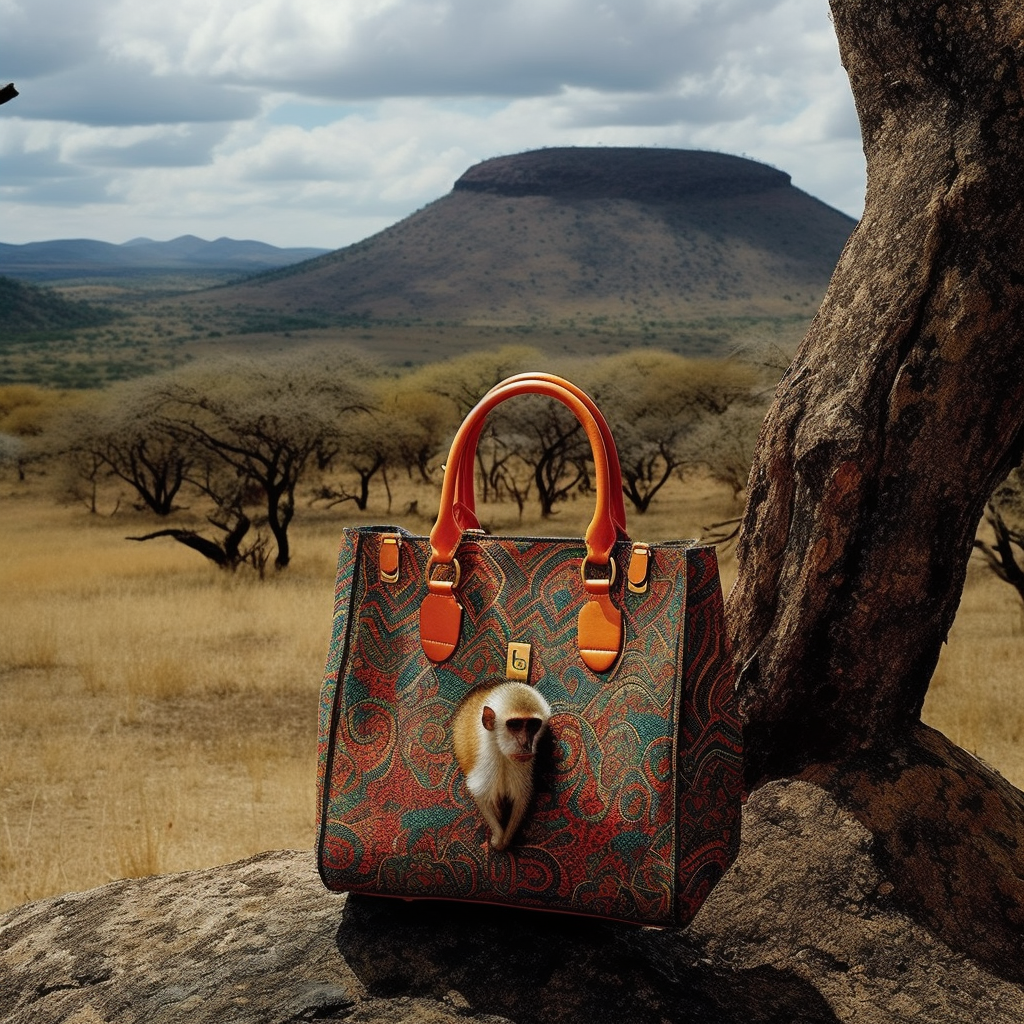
[0, 235, 331, 281]
[194, 148, 857, 326]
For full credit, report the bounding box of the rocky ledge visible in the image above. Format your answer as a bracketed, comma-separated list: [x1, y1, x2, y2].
[453, 147, 791, 202]
[1, 780, 1021, 1024]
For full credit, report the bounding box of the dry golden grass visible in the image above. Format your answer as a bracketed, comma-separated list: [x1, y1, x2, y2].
[1, 473, 1021, 912]
[0, 490, 340, 910]
[923, 559, 1024, 782]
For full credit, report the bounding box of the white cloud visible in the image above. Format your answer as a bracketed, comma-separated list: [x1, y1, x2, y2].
[0, 0, 864, 246]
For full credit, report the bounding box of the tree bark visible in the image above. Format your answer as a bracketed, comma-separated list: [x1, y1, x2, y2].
[727, 0, 1024, 979]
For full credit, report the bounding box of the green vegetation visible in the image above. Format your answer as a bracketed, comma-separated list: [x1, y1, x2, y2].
[0, 275, 119, 336]
[0, 272, 809, 390]
[0, 276, 203, 388]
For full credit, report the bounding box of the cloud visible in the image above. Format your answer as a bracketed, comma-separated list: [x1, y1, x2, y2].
[2, 0, 104, 78]
[14, 59, 260, 128]
[107, 0, 729, 97]
[0, 0, 865, 246]
[69, 124, 231, 168]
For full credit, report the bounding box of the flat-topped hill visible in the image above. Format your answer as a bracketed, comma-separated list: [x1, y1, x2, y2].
[195, 148, 856, 328]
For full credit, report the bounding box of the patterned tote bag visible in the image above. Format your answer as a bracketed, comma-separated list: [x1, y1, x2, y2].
[316, 374, 743, 926]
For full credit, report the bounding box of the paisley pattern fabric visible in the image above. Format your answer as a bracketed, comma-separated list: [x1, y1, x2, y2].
[316, 526, 743, 927]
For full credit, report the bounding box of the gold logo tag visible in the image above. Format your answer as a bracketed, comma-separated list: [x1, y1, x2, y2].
[506, 642, 532, 681]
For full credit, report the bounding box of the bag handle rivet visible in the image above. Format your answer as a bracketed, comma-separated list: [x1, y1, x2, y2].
[379, 534, 402, 584]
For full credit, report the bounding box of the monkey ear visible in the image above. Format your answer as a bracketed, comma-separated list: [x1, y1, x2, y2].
[481, 705, 496, 731]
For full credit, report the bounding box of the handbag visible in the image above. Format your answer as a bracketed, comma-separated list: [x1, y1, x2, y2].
[316, 374, 743, 926]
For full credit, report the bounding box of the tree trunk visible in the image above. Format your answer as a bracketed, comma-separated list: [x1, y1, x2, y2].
[266, 483, 292, 570]
[728, 0, 1024, 980]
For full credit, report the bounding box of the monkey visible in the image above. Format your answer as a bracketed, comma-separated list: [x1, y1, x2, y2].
[452, 681, 552, 851]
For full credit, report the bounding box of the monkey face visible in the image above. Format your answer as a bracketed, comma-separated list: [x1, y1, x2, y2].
[505, 716, 544, 761]
[482, 707, 545, 762]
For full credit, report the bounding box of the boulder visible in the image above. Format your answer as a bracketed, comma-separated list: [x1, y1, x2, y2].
[1, 780, 1020, 1023]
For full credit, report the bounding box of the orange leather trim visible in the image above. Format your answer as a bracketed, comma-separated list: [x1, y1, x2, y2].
[419, 588, 463, 663]
[577, 590, 623, 673]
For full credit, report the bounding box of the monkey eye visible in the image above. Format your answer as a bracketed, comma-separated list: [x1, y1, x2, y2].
[506, 718, 541, 737]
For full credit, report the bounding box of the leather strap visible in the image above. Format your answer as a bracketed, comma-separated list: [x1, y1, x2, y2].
[421, 376, 628, 671]
[450, 373, 629, 534]
[430, 377, 621, 568]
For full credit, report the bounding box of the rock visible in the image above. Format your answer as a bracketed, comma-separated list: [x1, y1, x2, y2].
[1, 780, 1021, 1023]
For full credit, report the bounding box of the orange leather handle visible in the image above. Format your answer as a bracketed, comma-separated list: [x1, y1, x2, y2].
[450, 373, 628, 535]
[430, 377, 624, 572]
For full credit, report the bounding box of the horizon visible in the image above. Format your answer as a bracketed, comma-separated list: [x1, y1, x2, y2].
[2, 0, 865, 250]
[1, 144, 859, 252]
[0, 233, 330, 248]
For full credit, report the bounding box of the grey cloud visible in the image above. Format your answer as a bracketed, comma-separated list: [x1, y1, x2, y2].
[16, 58, 260, 127]
[4, 0, 104, 78]
[560, 89, 754, 130]
[214, 0, 777, 100]
[0, 141, 86, 187]
[74, 125, 229, 168]
[2, 173, 113, 207]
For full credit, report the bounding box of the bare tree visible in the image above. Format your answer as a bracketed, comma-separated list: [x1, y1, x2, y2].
[728, 0, 1024, 980]
[317, 406, 389, 513]
[57, 381, 192, 515]
[127, 458, 269, 575]
[486, 396, 592, 518]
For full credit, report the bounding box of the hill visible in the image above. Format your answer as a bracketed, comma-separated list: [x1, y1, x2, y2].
[0, 236, 330, 282]
[197, 148, 857, 329]
[0, 275, 118, 338]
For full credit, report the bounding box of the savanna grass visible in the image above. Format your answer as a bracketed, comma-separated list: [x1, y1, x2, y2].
[2, 476, 1021, 913]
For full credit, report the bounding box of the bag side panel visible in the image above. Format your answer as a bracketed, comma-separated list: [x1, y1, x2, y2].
[674, 545, 743, 925]
[315, 529, 366, 854]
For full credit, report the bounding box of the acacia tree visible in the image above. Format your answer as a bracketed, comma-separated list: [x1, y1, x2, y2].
[135, 353, 371, 570]
[489, 396, 592, 518]
[413, 345, 545, 419]
[0, 385, 74, 483]
[585, 351, 759, 513]
[316, 377, 457, 512]
[128, 456, 270, 574]
[728, 0, 1024, 980]
[58, 381, 192, 515]
[410, 346, 548, 505]
[382, 378, 458, 484]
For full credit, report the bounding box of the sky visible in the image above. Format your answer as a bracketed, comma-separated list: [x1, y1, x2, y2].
[1, 0, 865, 250]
